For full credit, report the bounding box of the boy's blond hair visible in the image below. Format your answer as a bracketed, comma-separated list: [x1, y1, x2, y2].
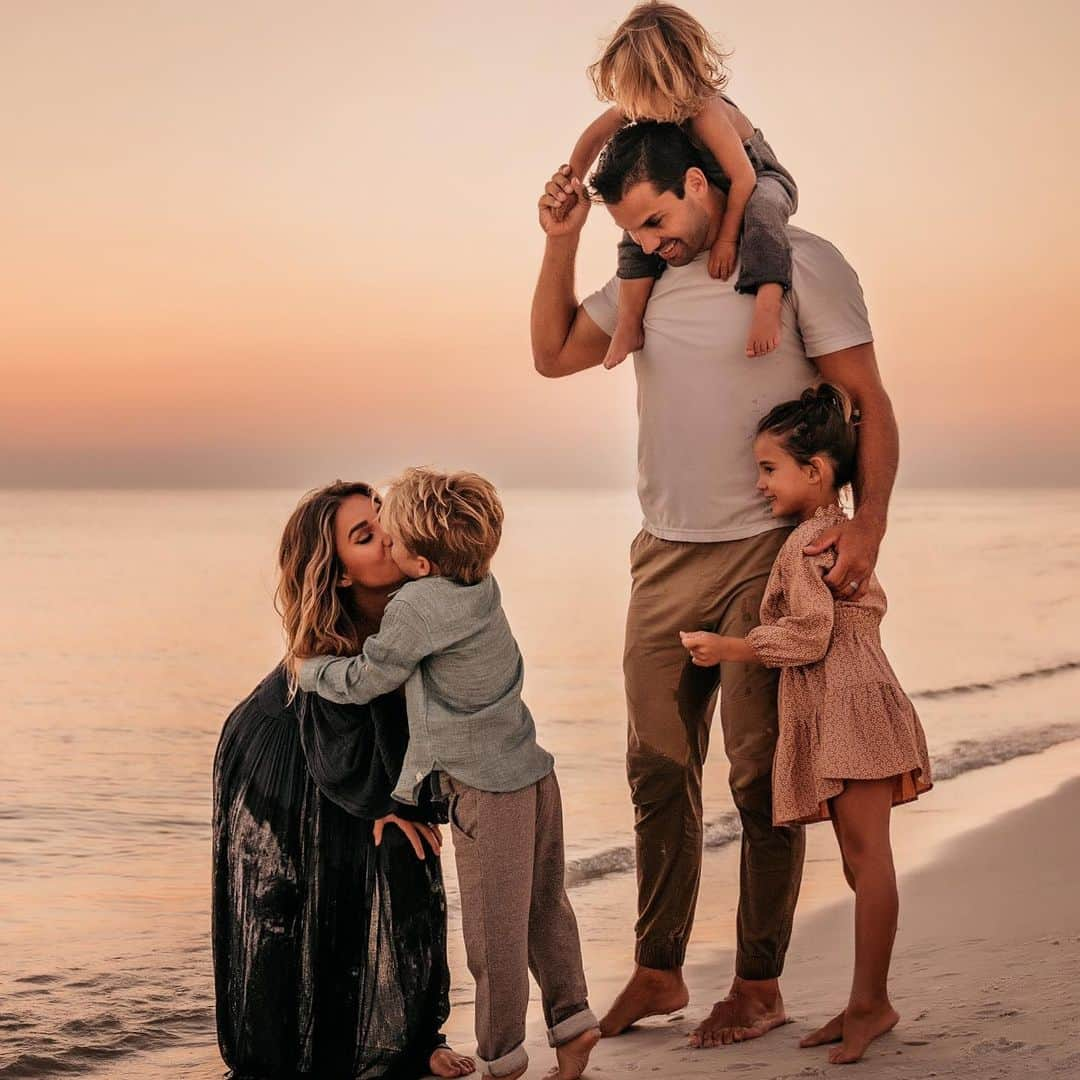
[380, 467, 503, 585]
[588, 2, 730, 124]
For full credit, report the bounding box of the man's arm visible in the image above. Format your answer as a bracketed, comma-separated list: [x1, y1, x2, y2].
[531, 166, 610, 379]
[807, 342, 899, 599]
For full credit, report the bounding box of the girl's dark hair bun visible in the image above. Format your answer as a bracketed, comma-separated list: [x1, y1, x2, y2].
[756, 382, 858, 489]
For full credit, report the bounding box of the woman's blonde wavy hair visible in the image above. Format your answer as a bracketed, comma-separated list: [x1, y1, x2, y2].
[275, 480, 378, 682]
[588, 2, 731, 124]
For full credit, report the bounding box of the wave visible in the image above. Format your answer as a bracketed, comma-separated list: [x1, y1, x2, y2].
[566, 718, 1080, 889]
[909, 659, 1080, 701]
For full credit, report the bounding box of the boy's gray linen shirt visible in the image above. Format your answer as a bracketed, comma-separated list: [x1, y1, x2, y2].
[298, 575, 554, 805]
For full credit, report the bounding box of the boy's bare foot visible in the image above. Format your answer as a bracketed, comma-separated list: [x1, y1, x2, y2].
[800, 1009, 846, 1047]
[599, 965, 690, 1036]
[745, 285, 784, 358]
[688, 976, 789, 1048]
[828, 1003, 899, 1064]
[545, 1026, 602, 1079]
[480, 1065, 526, 1080]
[429, 1045, 477, 1077]
[603, 325, 645, 370]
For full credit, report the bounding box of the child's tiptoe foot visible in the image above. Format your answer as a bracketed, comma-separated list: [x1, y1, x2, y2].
[827, 1004, 899, 1064]
[746, 286, 783, 358]
[603, 326, 645, 370]
[545, 1026, 601, 1079]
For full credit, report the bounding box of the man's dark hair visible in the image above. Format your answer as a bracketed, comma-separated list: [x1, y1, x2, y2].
[588, 121, 707, 205]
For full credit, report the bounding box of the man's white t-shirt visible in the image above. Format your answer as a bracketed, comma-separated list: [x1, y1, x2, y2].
[582, 226, 874, 542]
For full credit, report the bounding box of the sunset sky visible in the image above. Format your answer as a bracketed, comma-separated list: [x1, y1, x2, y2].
[3, 0, 1078, 489]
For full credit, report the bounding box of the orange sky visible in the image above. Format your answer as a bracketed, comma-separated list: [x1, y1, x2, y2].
[2, 0, 1078, 488]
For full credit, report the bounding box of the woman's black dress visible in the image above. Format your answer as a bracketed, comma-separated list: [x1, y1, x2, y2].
[212, 665, 450, 1079]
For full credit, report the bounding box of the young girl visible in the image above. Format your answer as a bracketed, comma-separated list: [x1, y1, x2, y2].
[680, 384, 932, 1065]
[564, 2, 798, 368]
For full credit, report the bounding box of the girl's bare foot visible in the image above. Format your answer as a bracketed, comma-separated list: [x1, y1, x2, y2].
[545, 1026, 602, 1079]
[429, 1045, 477, 1077]
[828, 1003, 899, 1064]
[603, 324, 645, 369]
[745, 285, 783, 357]
[800, 1010, 845, 1047]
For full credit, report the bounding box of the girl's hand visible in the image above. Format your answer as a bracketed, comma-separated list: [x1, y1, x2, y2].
[680, 630, 728, 666]
[373, 814, 442, 859]
[708, 238, 738, 280]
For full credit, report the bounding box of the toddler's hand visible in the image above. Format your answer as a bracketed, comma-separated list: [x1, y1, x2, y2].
[680, 630, 725, 667]
[708, 239, 737, 280]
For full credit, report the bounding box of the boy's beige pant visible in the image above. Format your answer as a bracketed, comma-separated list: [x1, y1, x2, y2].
[445, 771, 597, 1077]
[624, 526, 806, 978]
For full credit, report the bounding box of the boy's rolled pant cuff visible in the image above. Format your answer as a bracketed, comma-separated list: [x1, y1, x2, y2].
[634, 939, 687, 971]
[474, 1043, 528, 1077]
[546, 1007, 599, 1048]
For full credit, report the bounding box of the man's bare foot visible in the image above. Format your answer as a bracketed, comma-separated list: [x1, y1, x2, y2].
[545, 1026, 602, 1079]
[599, 965, 690, 1037]
[429, 1045, 476, 1077]
[745, 285, 783, 358]
[800, 1010, 846, 1047]
[603, 324, 645, 370]
[688, 976, 789, 1048]
[828, 1003, 899, 1064]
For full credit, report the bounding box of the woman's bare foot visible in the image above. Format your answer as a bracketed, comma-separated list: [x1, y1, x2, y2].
[545, 1026, 602, 1079]
[745, 285, 783, 358]
[599, 965, 690, 1036]
[603, 324, 645, 369]
[688, 976, 789, 1048]
[800, 1009, 846, 1047]
[429, 1045, 477, 1077]
[828, 1003, 900, 1064]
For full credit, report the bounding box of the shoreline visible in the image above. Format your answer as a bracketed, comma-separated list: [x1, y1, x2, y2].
[439, 738, 1080, 1079]
[83, 739, 1080, 1078]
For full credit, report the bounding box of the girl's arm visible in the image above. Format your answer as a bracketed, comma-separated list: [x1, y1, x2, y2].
[297, 601, 432, 705]
[568, 106, 625, 183]
[745, 552, 836, 667]
[689, 99, 757, 261]
[680, 551, 836, 668]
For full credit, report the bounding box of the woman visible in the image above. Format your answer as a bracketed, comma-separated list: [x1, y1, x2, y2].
[213, 481, 474, 1079]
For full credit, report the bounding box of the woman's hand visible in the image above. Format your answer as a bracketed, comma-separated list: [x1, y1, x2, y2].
[373, 814, 442, 859]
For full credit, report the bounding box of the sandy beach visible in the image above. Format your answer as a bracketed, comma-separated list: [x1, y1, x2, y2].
[435, 739, 1080, 1080]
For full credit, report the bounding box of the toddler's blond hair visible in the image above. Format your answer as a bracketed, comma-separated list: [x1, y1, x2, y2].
[380, 467, 503, 586]
[588, 1, 730, 124]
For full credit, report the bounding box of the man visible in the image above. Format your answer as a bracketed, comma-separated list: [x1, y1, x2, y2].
[530, 121, 898, 1049]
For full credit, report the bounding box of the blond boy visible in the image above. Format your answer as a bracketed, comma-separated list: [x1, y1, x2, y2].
[298, 468, 600, 1080]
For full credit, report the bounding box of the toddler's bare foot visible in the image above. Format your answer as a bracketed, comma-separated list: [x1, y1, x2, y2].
[828, 1003, 899, 1064]
[429, 1045, 476, 1077]
[545, 1026, 601, 1079]
[745, 285, 783, 358]
[689, 976, 788, 1048]
[599, 965, 689, 1036]
[603, 325, 645, 370]
[800, 1010, 846, 1047]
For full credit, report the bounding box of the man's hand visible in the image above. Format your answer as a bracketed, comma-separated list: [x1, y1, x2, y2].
[373, 813, 442, 859]
[803, 514, 884, 601]
[708, 238, 738, 280]
[538, 165, 591, 238]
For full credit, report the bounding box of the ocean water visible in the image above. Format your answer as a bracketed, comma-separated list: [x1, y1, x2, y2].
[1, 488, 1078, 1078]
